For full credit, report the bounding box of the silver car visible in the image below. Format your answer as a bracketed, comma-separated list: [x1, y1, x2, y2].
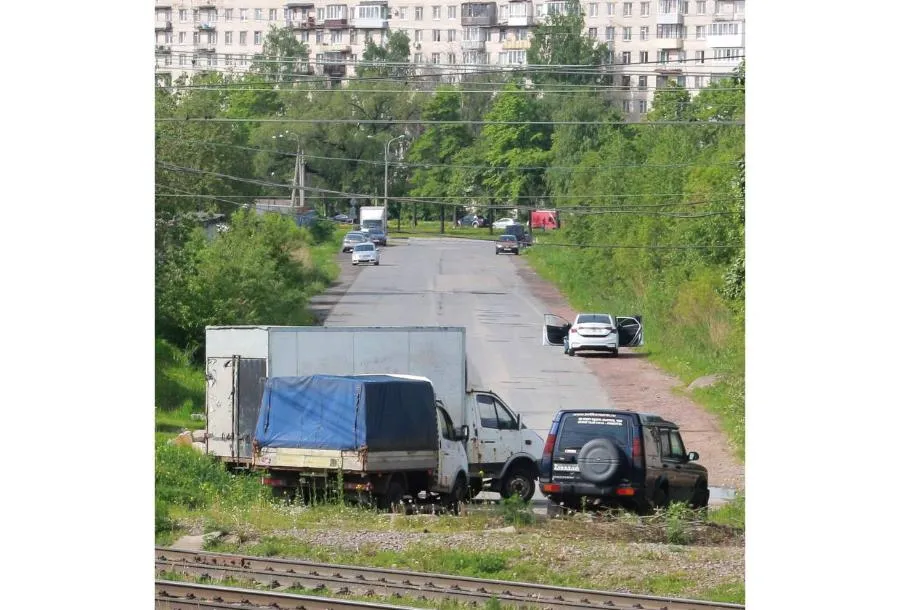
[342, 231, 367, 253]
[351, 242, 381, 266]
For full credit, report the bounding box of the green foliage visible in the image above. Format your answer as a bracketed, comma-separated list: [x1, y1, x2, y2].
[250, 26, 311, 84]
[499, 496, 536, 526]
[155, 338, 205, 412]
[709, 493, 745, 529]
[155, 438, 266, 509]
[360, 31, 412, 78]
[664, 502, 694, 545]
[527, 2, 613, 85]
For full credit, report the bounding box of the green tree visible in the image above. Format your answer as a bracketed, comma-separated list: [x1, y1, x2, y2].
[359, 30, 412, 79]
[526, 2, 612, 85]
[249, 26, 310, 84]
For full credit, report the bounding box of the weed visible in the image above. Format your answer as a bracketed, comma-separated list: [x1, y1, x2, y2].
[498, 496, 535, 526]
[665, 502, 694, 545]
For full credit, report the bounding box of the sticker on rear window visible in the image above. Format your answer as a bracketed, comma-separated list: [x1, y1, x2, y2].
[575, 416, 624, 426]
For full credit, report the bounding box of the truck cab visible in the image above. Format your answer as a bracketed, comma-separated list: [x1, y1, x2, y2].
[465, 391, 544, 500]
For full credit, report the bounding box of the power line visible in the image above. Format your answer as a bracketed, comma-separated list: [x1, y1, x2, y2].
[157, 117, 744, 126]
[154, 192, 736, 203]
[155, 137, 743, 171]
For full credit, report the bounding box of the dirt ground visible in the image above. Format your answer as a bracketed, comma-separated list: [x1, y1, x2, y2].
[512, 257, 745, 492]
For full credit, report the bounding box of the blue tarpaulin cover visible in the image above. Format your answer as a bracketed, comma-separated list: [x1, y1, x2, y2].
[254, 375, 439, 452]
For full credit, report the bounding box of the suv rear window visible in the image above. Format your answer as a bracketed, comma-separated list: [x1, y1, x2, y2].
[556, 412, 631, 450]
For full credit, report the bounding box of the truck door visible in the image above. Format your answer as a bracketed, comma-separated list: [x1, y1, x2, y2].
[436, 405, 467, 493]
[473, 393, 520, 475]
[205, 356, 266, 463]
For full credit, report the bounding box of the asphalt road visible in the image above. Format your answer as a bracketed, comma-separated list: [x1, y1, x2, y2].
[324, 237, 614, 440]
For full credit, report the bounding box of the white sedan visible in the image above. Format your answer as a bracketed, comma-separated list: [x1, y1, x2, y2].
[492, 217, 516, 229]
[351, 242, 381, 266]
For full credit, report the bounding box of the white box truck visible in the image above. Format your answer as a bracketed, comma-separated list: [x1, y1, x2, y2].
[204, 325, 544, 501]
[358, 206, 387, 236]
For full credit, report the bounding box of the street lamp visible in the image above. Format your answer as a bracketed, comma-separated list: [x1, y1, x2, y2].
[273, 131, 305, 217]
[369, 133, 405, 209]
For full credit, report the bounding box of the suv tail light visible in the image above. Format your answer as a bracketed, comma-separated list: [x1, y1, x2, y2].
[632, 435, 643, 468]
[542, 433, 556, 461]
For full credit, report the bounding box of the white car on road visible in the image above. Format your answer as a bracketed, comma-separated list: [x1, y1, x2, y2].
[541, 313, 644, 357]
[351, 242, 381, 266]
[492, 217, 517, 230]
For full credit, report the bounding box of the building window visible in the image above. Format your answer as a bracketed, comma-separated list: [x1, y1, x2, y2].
[624, 2, 632, 16]
[680, 0, 688, 14]
[399, 7, 408, 19]
[415, 6, 424, 20]
[332, 30, 343, 43]
[316, 29, 324, 42]
[639, 50, 648, 63]
[415, 29, 423, 41]
[269, 9, 277, 20]
[317, 8, 325, 20]
[414, 52, 424, 62]
[193, 31, 200, 44]
[607, 2, 615, 15]
[254, 31, 262, 45]
[432, 52, 441, 63]
[696, 25, 705, 39]
[623, 27, 632, 41]
[588, 27, 598, 39]
[638, 100, 647, 113]
[178, 31, 186, 43]
[448, 29, 456, 41]
[255, 8, 263, 21]
[659, 0, 676, 13]
[179, 9, 187, 22]
[713, 47, 742, 60]
[224, 8, 232, 21]
[622, 100, 632, 112]
[695, 50, 705, 63]
[697, 0, 706, 14]
[224, 31, 232, 45]
[641, 1, 650, 16]
[657, 49, 667, 63]
[621, 51, 631, 63]
[448, 6, 457, 18]
[240, 9, 247, 21]
[638, 75, 647, 89]
[622, 75, 631, 87]
[588, 2, 599, 16]
[694, 75, 702, 89]
[433, 29, 441, 41]
[605, 26, 615, 41]
[433, 5, 441, 18]
[209, 32, 217, 44]
[640, 26, 648, 40]
[448, 52, 456, 63]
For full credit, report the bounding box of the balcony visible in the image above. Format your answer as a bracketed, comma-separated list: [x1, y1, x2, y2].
[322, 44, 352, 53]
[323, 63, 347, 77]
[657, 37, 683, 50]
[286, 16, 316, 29]
[155, 20, 172, 31]
[461, 3, 497, 27]
[156, 44, 172, 53]
[502, 39, 530, 50]
[324, 18, 349, 28]
[196, 22, 217, 31]
[461, 39, 486, 51]
[352, 5, 389, 30]
[197, 45, 216, 53]
[708, 32, 745, 48]
[196, 1, 221, 9]
[285, 1, 315, 7]
[656, 12, 683, 25]
[507, 15, 534, 26]
[713, 9, 744, 21]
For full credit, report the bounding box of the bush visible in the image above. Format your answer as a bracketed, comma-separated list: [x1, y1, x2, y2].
[155, 338, 205, 412]
[499, 496, 536, 526]
[155, 439, 266, 509]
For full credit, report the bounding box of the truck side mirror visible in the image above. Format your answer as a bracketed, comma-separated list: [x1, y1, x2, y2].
[687, 451, 699, 461]
[456, 425, 470, 442]
[516, 413, 522, 430]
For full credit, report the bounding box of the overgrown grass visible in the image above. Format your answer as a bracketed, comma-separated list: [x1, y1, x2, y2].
[156, 338, 205, 412]
[524, 232, 745, 461]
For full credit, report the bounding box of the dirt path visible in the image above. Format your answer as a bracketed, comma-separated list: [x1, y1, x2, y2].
[513, 257, 745, 491]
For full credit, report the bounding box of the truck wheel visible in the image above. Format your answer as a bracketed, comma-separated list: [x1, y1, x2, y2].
[467, 477, 483, 501]
[500, 470, 535, 502]
[445, 475, 468, 515]
[378, 480, 406, 513]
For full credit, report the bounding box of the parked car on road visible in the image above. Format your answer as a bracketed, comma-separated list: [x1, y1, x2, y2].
[367, 227, 387, 246]
[458, 214, 487, 228]
[495, 234, 520, 255]
[351, 242, 381, 266]
[332, 213, 352, 224]
[502, 224, 532, 247]
[342, 231, 368, 253]
[492, 217, 517, 230]
[542, 313, 644, 357]
[540, 409, 709, 516]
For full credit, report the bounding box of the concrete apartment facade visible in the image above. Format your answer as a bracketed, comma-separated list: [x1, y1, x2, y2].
[154, 0, 744, 116]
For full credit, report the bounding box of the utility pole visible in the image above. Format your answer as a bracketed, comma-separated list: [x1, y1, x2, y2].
[291, 142, 305, 218]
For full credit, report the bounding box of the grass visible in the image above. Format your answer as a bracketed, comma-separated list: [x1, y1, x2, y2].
[523, 232, 745, 462]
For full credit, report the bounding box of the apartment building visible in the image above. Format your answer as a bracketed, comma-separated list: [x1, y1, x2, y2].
[154, 0, 744, 115]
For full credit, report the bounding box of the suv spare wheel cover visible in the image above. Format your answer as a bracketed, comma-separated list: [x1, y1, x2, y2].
[577, 438, 623, 484]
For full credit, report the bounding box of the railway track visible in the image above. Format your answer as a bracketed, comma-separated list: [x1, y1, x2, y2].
[156, 547, 744, 610]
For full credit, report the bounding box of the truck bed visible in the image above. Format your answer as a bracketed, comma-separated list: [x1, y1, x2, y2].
[255, 447, 439, 473]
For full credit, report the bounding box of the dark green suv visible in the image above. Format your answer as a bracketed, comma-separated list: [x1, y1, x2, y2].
[539, 410, 709, 516]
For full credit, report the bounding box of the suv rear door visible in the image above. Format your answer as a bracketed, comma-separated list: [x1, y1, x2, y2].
[542, 314, 570, 346]
[616, 315, 644, 347]
[657, 426, 698, 502]
[552, 412, 634, 485]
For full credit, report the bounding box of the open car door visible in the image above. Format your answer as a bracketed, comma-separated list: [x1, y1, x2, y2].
[543, 314, 571, 346]
[616, 315, 644, 347]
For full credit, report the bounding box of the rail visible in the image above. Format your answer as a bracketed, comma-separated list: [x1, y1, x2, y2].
[156, 547, 744, 610]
